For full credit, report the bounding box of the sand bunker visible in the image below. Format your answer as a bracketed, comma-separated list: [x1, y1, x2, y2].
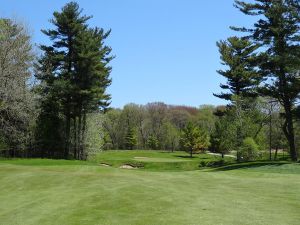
[99, 163, 111, 167]
[119, 164, 136, 169]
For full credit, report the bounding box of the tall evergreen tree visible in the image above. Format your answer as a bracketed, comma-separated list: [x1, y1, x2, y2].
[36, 2, 113, 159]
[233, 0, 300, 161]
[71, 26, 112, 159]
[37, 2, 90, 158]
[215, 36, 260, 101]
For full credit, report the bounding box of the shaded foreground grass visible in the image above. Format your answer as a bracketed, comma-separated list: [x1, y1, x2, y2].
[0, 153, 299, 225]
[212, 161, 300, 173]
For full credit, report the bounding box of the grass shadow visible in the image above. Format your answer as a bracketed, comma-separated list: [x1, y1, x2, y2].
[175, 155, 195, 159]
[158, 151, 176, 154]
[210, 161, 289, 172]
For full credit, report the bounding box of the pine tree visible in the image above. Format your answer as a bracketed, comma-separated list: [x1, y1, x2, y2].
[36, 2, 113, 159]
[210, 118, 235, 158]
[74, 27, 112, 158]
[37, 2, 90, 158]
[233, 0, 300, 161]
[34, 91, 64, 158]
[215, 36, 260, 101]
[124, 126, 137, 150]
[35, 42, 66, 158]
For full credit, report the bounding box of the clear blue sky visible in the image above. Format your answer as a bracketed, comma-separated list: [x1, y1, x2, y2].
[0, 0, 255, 108]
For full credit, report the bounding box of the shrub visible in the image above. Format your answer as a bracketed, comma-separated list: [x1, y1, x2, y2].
[238, 137, 259, 161]
[147, 135, 159, 150]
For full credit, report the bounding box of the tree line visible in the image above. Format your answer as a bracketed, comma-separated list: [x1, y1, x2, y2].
[102, 100, 299, 160]
[102, 103, 213, 155]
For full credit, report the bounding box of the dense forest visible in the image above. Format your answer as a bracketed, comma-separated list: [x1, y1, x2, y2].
[1, 0, 300, 162]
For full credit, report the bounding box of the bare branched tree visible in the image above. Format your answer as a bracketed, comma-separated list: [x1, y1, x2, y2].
[0, 18, 35, 152]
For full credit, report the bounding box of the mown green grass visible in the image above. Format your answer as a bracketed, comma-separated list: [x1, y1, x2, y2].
[0, 151, 299, 225]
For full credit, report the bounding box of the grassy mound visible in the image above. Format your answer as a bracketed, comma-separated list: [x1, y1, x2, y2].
[92, 150, 234, 171]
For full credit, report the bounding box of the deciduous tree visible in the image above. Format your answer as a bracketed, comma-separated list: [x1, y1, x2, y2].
[0, 18, 35, 155]
[180, 122, 209, 158]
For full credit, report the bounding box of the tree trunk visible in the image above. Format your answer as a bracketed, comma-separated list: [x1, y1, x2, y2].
[274, 147, 278, 160]
[79, 112, 87, 160]
[73, 117, 77, 159]
[138, 120, 146, 149]
[64, 109, 71, 159]
[64, 34, 73, 160]
[78, 113, 82, 160]
[269, 106, 272, 161]
[237, 151, 240, 162]
[282, 102, 298, 161]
